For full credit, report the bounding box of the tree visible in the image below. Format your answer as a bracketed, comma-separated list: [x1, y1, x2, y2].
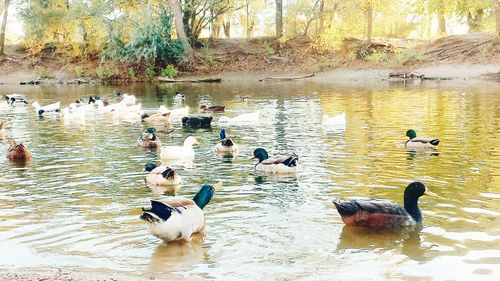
[276, 0, 283, 37]
[0, 0, 10, 56]
[496, 0, 500, 36]
[169, 0, 193, 58]
[365, 2, 373, 43]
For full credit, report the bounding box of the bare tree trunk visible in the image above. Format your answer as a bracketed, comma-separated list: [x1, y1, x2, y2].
[318, 0, 324, 35]
[496, 1, 500, 37]
[223, 20, 230, 38]
[169, 0, 193, 59]
[365, 3, 373, 44]
[467, 9, 484, 33]
[437, 12, 446, 36]
[246, 1, 250, 38]
[0, 0, 10, 56]
[276, 0, 283, 38]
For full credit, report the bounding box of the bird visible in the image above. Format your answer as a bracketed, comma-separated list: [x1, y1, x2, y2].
[174, 92, 185, 103]
[332, 182, 439, 229]
[167, 106, 190, 120]
[218, 111, 260, 126]
[0, 101, 9, 110]
[252, 148, 298, 173]
[160, 136, 199, 160]
[139, 128, 161, 148]
[181, 116, 213, 128]
[118, 93, 137, 106]
[140, 182, 222, 243]
[200, 105, 225, 112]
[215, 129, 238, 154]
[405, 129, 440, 149]
[141, 111, 171, 124]
[31, 101, 61, 116]
[7, 140, 32, 162]
[144, 162, 182, 187]
[321, 112, 346, 128]
[6, 94, 29, 107]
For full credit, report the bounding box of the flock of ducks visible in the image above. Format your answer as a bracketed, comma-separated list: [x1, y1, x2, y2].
[1, 91, 442, 244]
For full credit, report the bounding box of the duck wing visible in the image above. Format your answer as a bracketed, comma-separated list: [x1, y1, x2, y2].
[262, 154, 298, 167]
[409, 137, 440, 146]
[141, 200, 182, 222]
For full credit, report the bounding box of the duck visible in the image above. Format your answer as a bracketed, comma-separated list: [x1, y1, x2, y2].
[218, 111, 260, 126]
[181, 115, 213, 128]
[405, 129, 440, 149]
[61, 106, 86, 124]
[139, 128, 162, 148]
[321, 112, 346, 128]
[118, 93, 137, 106]
[167, 106, 189, 120]
[7, 140, 32, 162]
[140, 182, 222, 242]
[332, 182, 439, 229]
[0, 101, 9, 110]
[160, 136, 198, 160]
[141, 111, 171, 124]
[200, 105, 225, 112]
[32, 101, 61, 116]
[174, 92, 185, 103]
[144, 162, 182, 186]
[215, 129, 238, 153]
[252, 148, 298, 174]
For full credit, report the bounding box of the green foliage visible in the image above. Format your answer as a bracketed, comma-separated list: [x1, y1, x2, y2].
[393, 48, 428, 65]
[364, 49, 390, 65]
[160, 65, 178, 78]
[95, 66, 110, 79]
[128, 67, 137, 78]
[145, 65, 156, 79]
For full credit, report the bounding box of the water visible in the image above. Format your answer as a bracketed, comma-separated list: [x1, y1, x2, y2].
[0, 81, 499, 280]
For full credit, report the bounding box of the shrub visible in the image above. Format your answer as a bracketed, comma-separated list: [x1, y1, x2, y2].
[128, 67, 137, 78]
[145, 65, 156, 79]
[95, 66, 110, 79]
[160, 65, 178, 78]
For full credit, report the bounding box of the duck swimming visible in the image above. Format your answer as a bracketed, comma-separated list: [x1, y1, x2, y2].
[144, 162, 182, 187]
[160, 136, 198, 160]
[141, 111, 171, 124]
[200, 105, 225, 112]
[7, 140, 32, 162]
[215, 129, 238, 153]
[181, 116, 213, 128]
[32, 101, 61, 116]
[252, 148, 298, 174]
[332, 182, 439, 229]
[218, 111, 260, 126]
[405, 129, 440, 149]
[321, 112, 346, 128]
[139, 128, 161, 148]
[140, 182, 222, 242]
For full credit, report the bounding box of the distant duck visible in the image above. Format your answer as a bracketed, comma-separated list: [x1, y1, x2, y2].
[61, 107, 86, 124]
[6, 94, 29, 107]
[175, 92, 185, 102]
[144, 162, 182, 187]
[32, 101, 61, 116]
[200, 105, 225, 112]
[119, 93, 137, 106]
[218, 111, 260, 126]
[332, 182, 440, 229]
[252, 148, 298, 174]
[405, 129, 440, 149]
[160, 136, 198, 160]
[167, 106, 189, 120]
[215, 129, 238, 153]
[181, 115, 213, 128]
[240, 96, 248, 102]
[141, 111, 171, 124]
[321, 112, 346, 127]
[7, 140, 32, 162]
[139, 128, 161, 148]
[140, 182, 222, 243]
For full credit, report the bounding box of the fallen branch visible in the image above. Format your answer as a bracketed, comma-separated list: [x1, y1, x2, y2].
[158, 77, 222, 83]
[20, 76, 41, 85]
[259, 73, 315, 82]
[388, 71, 452, 81]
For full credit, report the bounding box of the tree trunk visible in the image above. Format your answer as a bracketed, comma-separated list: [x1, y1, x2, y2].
[365, 3, 373, 44]
[223, 20, 230, 38]
[276, 0, 283, 38]
[169, 0, 193, 59]
[437, 12, 446, 36]
[467, 9, 484, 33]
[496, 1, 500, 37]
[0, 0, 10, 56]
[318, 0, 324, 35]
[246, 1, 250, 38]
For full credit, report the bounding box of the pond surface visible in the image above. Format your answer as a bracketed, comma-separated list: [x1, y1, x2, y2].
[0, 81, 499, 280]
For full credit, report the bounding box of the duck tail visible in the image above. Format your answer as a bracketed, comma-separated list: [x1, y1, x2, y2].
[430, 139, 440, 146]
[140, 113, 149, 120]
[221, 138, 234, 147]
[161, 168, 176, 180]
[282, 153, 299, 167]
[140, 200, 178, 222]
[332, 199, 358, 216]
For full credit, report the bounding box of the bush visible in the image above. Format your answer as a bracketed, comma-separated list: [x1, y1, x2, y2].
[160, 65, 178, 78]
[145, 65, 156, 79]
[95, 66, 110, 79]
[128, 67, 137, 78]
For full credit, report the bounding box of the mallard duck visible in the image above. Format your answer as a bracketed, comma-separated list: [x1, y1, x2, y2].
[218, 111, 260, 126]
[215, 129, 238, 153]
[141, 111, 171, 124]
[6, 94, 29, 107]
[160, 136, 199, 160]
[405, 129, 440, 149]
[139, 128, 161, 148]
[200, 105, 225, 112]
[252, 148, 298, 174]
[140, 182, 222, 242]
[321, 112, 346, 128]
[144, 162, 182, 186]
[7, 140, 32, 162]
[32, 101, 61, 116]
[332, 182, 439, 229]
[181, 116, 213, 128]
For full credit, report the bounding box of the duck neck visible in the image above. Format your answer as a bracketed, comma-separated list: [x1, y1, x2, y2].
[404, 194, 422, 222]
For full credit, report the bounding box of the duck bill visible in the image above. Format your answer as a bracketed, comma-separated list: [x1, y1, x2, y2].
[424, 189, 441, 198]
[213, 181, 223, 192]
[194, 139, 200, 145]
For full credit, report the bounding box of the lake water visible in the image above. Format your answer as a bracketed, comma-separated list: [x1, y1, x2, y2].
[0, 81, 499, 280]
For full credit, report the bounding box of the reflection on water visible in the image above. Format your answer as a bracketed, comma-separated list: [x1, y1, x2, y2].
[0, 82, 499, 280]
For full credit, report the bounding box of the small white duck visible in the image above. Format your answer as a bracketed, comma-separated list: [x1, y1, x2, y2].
[32, 101, 61, 116]
[253, 148, 298, 174]
[218, 111, 260, 126]
[140, 182, 222, 242]
[119, 93, 137, 106]
[215, 129, 238, 154]
[321, 112, 346, 128]
[160, 136, 199, 161]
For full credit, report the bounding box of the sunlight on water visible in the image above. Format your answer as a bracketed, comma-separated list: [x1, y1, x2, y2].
[0, 82, 499, 280]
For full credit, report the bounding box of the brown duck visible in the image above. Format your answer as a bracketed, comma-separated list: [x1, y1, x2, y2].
[7, 140, 32, 161]
[200, 105, 225, 112]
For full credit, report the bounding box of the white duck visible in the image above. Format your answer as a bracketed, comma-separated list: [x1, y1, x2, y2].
[140, 182, 222, 243]
[32, 101, 61, 116]
[218, 111, 260, 126]
[160, 136, 199, 161]
[144, 162, 182, 187]
[61, 107, 86, 124]
[321, 112, 346, 128]
[215, 129, 238, 154]
[120, 93, 137, 106]
[253, 148, 298, 174]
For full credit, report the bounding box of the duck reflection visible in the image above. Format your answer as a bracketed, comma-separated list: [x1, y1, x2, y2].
[337, 225, 429, 262]
[254, 173, 298, 185]
[146, 182, 181, 196]
[406, 148, 440, 160]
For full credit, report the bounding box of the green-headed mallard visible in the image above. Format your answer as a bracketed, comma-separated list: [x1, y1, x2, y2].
[405, 129, 440, 149]
[139, 128, 161, 148]
[215, 129, 238, 154]
[253, 148, 298, 174]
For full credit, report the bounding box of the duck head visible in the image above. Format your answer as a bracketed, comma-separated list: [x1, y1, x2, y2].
[406, 129, 417, 139]
[144, 162, 157, 172]
[146, 127, 157, 141]
[220, 129, 227, 140]
[404, 182, 440, 222]
[200, 105, 207, 110]
[192, 182, 222, 209]
[183, 136, 199, 147]
[253, 148, 269, 163]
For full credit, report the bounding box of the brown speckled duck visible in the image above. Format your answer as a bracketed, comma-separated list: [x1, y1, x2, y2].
[7, 140, 32, 161]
